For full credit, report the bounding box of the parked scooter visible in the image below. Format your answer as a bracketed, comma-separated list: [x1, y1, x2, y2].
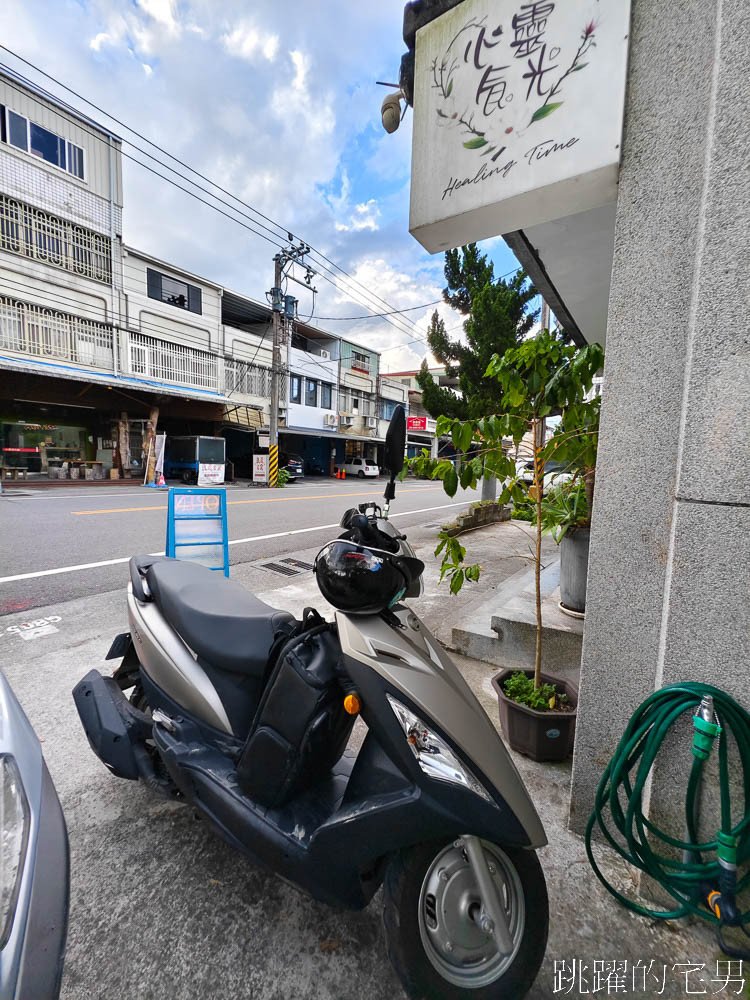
[73, 406, 548, 1000]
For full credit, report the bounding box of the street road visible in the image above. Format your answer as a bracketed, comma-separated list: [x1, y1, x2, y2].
[0, 478, 479, 614]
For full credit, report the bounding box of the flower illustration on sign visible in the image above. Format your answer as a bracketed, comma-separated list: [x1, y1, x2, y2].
[431, 2, 597, 158]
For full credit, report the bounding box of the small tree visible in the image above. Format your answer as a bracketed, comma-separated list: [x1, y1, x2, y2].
[407, 330, 603, 692]
[417, 244, 538, 420]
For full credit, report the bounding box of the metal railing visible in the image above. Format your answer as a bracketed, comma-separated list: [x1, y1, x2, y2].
[0, 194, 112, 284]
[0, 293, 114, 369]
[128, 331, 218, 391]
[224, 357, 283, 400]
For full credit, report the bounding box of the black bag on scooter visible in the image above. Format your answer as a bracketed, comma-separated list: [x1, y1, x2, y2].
[236, 609, 355, 808]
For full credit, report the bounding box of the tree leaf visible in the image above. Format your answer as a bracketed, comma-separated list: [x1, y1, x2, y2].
[571, 63, 588, 72]
[446, 79, 453, 96]
[463, 137, 488, 149]
[459, 421, 474, 453]
[530, 102, 563, 123]
[450, 568, 465, 595]
[444, 466, 458, 497]
[480, 145, 497, 156]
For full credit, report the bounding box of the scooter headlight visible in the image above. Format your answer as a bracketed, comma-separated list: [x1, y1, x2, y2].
[0, 755, 30, 949]
[387, 696, 492, 803]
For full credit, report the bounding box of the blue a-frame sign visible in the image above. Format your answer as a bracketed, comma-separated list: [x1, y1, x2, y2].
[165, 488, 229, 577]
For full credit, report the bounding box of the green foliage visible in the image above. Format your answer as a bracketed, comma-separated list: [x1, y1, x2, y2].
[540, 479, 590, 542]
[434, 531, 481, 594]
[503, 671, 568, 712]
[275, 468, 291, 488]
[511, 499, 535, 523]
[416, 244, 538, 421]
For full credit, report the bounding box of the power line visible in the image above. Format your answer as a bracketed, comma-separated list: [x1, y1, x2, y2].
[0, 49, 435, 347]
[310, 299, 442, 321]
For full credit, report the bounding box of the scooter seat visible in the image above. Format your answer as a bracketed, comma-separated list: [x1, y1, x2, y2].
[145, 558, 295, 675]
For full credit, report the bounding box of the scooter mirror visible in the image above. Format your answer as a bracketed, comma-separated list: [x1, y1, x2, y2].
[384, 405, 406, 500]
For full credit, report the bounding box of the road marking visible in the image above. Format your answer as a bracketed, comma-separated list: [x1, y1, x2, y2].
[70, 486, 445, 516]
[0, 501, 468, 585]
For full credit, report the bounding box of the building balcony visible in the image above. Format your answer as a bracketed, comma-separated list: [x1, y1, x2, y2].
[0, 293, 115, 371]
[0, 193, 112, 285]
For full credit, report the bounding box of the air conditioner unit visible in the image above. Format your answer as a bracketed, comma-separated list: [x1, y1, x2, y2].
[324, 413, 338, 426]
[318, 349, 330, 360]
[366, 416, 377, 429]
[341, 415, 354, 427]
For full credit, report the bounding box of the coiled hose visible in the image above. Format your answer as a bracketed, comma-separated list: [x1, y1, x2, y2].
[585, 683, 750, 957]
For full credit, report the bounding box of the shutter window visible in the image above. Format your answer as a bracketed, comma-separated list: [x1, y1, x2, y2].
[188, 284, 202, 314]
[146, 268, 162, 301]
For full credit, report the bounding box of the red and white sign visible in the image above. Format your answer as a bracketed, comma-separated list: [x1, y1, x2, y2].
[253, 454, 269, 483]
[407, 417, 427, 431]
[198, 463, 225, 486]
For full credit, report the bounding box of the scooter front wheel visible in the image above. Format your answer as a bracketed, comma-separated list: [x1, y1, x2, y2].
[383, 837, 548, 1000]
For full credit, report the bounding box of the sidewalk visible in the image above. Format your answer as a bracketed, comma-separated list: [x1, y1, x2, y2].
[0, 518, 723, 999]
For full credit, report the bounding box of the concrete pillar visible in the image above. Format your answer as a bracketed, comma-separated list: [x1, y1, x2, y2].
[569, 0, 750, 833]
[430, 436, 438, 459]
[481, 476, 497, 502]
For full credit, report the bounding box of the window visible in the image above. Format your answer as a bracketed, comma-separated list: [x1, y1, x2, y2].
[290, 375, 301, 404]
[380, 399, 398, 420]
[3, 110, 86, 180]
[351, 393, 360, 414]
[146, 268, 202, 314]
[321, 383, 332, 409]
[305, 378, 317, 407]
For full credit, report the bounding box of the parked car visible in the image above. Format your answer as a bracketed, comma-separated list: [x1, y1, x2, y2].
[343, 457, 380, 478]
[0, 670, 69, 999]
[280, 453, 304, 480]
[516, 458, 572, 491]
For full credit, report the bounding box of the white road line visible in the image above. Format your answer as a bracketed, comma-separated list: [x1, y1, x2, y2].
[0, 500, 468, 585]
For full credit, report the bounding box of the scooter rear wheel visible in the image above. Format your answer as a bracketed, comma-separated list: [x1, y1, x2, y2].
[383, 838, 547, 1000]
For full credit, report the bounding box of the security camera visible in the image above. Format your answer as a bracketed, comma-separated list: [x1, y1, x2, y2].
[381, 91, 403, 134]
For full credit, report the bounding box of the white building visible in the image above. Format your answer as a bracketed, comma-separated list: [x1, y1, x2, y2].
[0, 66, 407, 481]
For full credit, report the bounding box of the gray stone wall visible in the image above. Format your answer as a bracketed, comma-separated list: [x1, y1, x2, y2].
[569, 0, 750, 832]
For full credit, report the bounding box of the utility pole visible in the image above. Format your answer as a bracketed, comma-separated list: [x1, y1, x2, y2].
[267, 241, 317, 487]
[268, 253, 283, 488]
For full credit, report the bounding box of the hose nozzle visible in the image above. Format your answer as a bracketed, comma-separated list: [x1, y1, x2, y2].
[693, 695, 721, 760]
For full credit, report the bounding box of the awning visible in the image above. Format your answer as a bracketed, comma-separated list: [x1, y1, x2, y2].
[278, 426, 385, 444]
[223, 404, 263, 429]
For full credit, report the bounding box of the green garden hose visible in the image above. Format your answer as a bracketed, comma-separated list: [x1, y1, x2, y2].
[585, 683, 750, 957]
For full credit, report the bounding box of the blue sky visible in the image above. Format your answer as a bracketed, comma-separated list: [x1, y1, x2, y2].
[0, 0, 525, 371]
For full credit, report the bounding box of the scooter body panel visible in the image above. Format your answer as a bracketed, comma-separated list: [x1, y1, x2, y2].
[127, 583, 233, 734]
[335, 607, 547, 849]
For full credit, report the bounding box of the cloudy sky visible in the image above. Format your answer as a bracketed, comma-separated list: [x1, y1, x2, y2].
[0, 0, 523, 372]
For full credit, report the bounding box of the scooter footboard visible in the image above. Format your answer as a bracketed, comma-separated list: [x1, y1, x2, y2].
[73, 669, 151, 780]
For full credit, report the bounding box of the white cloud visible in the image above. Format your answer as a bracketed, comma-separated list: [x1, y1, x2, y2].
[136, 0, 178, 32]
[0, 0, 521, 376]
[221, 22, 279, 62]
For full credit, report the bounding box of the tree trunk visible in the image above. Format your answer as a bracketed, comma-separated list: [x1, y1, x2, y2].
[143, 406, 159, 485]
[583, 464, 595, 524]
[533, 417, 543, 690]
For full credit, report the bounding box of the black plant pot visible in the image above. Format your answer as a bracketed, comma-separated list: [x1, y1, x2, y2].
[492, 669, 578, 762]
[560, 526, 590, 614]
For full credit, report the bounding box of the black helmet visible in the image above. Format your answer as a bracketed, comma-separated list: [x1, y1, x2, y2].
[314, 539, 424, 615]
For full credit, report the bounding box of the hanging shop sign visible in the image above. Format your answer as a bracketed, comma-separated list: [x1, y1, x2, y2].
[409, 0, 631, 251]
[407, 417, 428, 430]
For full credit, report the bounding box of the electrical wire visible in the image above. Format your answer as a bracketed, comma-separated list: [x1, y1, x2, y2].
[0, 52, 435, 347]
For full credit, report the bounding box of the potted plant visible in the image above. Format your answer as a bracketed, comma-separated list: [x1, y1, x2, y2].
[405, 329, 603, 761]
[540, 479, 590, 615]
[540, 389, 600, 614]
